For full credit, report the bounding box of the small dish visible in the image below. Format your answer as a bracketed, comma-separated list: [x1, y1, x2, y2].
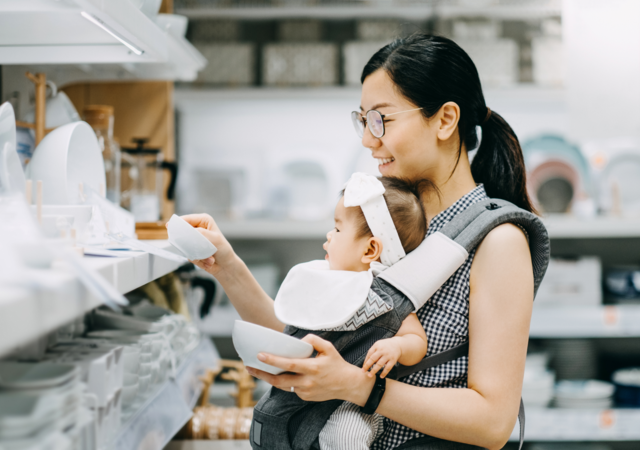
[167, 214, 217, 261]
[232, 320, 314, 375]
[0, 362, 77, 389]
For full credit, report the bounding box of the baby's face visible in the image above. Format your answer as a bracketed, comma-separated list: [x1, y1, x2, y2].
[323, 197, 372, 272]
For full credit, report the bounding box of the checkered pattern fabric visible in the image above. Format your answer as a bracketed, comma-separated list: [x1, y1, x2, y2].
[372, 185, 488, 450]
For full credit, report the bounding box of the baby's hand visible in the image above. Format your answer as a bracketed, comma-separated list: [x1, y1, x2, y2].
[362, 338, 402, 378]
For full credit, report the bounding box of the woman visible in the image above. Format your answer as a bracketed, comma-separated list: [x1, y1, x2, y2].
[184, 34, 537, 450]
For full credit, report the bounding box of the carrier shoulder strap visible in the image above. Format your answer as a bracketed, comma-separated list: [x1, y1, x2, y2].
[378, 198, 547, 450]
[378, 198, 550, 312]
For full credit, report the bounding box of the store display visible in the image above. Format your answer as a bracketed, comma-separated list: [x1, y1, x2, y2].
[83, 105, 121, 206]
[232, 320, 314, 375]
[167, 214, 217, 261]
[263, 43, 338, 86]
[554, 380, 615, 409]
[604, 266, 640, 302]
[522, 135, 594, 216]
[195, 43, 255, 85]
[25, 121, 106, 205]
[343, 41, 388, 86]
[0, 102, 25, 196]
[599, 153, 640, 217]
[29, 205, 93, 243]
[454, 38, 519, 86]
[612, 368, 640, 407]
[548, 339, 598, 381]
[535, 257, 602, 307]
[22, 81, 80, 130]
[523, 353, 555, 408]
[121, 138, 177, 222]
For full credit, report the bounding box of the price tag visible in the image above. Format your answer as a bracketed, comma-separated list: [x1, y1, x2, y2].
[599, 410, 615, 429]
[603, 306, 620, 333]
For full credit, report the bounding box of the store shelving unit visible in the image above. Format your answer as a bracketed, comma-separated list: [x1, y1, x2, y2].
[214, 215, 640, 240]
[114, 338, 219, 450]
[0, 241, 185, 358]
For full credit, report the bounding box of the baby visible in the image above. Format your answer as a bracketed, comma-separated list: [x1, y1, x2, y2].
[272, 172, 429, 450]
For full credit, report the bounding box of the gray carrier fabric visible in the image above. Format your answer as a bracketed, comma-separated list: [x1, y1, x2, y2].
[250, 198, 550, 450]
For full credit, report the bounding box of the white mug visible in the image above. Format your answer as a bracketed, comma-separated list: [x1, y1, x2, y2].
[23, 81, 80, 129]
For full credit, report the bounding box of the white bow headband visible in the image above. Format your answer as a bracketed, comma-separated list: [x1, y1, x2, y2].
[343, 173, 406, 266]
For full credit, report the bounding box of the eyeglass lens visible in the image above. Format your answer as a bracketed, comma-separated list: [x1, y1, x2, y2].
[351, 110, 385, 138]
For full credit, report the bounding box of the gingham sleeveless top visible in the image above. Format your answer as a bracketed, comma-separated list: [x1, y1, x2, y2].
[373, 184, 488, 450]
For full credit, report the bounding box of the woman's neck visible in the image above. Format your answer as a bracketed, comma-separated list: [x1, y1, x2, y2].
[422, 151, 477, 224]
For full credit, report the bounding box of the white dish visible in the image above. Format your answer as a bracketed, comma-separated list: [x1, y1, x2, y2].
[555, 379, 615, 400]
[122, 347, 141, 374]
[26, 121, 106, 205]
[93, 308, 166, 333]
[232, 320, 314, 375]
[0, 362, 77, 389]
[121, 383, 138, 406]
[167, 214, 217, 261]
[0, 102, 25, 195]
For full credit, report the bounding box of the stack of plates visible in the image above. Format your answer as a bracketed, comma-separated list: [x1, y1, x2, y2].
[531, 444, 612, 450]
[554, 380, 615, 409]
[548, 339, 598, 380]
[0, 362, 91, 450]
[522, 353, 555, 408]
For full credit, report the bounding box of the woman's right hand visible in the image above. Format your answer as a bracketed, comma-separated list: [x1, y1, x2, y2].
[179, 213, 235, 276]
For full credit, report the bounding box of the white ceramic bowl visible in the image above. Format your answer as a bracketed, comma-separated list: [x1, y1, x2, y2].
[26, 121, 105, 205]
[138, 374, 151, 394]
[121, 383, 138, 406]
[232, 320, 314, 375]
[123, 348, 141, 375]
[0, 102, 24, 195]
[123, 373, 139, 387]
[167, 214, 217, 260]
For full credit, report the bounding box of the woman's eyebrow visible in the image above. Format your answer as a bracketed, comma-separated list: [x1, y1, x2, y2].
[360, 102, 395, 111]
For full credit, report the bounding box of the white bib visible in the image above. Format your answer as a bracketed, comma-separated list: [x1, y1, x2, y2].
[274, 260, 375, 330]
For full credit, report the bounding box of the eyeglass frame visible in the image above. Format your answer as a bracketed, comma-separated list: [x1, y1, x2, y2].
[351, 107, 424, 138]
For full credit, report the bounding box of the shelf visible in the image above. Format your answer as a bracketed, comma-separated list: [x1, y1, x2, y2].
[530, 305, 640, 338]
[509, 408, 640, 442]
[175, 2, 560, 20]
[0, 240, 186, 358]
[215, 215, 640, 241]
[114, 338, 219, 450]
[0, 0, 206, 82]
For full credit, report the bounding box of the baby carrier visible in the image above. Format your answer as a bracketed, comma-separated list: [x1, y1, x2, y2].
[250, 198, 550, 450]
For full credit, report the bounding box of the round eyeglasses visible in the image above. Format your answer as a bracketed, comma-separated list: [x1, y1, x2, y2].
[351, 107, 423, 139]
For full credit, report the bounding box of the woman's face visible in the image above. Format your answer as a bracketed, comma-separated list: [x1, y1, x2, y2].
[359, 70, 448, 182]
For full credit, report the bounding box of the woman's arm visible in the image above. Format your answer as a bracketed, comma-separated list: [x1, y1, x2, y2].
[181, 214, 284, 331]
[248, 223, 533, 450]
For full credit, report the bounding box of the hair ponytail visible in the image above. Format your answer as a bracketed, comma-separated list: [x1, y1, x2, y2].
[362, 33, 535, 213]
[473, 110, 535, 212]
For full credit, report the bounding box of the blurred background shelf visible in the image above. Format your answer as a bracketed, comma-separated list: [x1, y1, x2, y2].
[212, 216, 640, 240]
[509, 408, 640, 442]
[530, 306, 640, 338]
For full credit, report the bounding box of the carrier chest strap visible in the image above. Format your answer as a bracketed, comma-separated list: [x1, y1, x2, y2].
[388, 342, 525, 450]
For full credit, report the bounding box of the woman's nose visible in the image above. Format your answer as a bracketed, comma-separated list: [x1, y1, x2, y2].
[361, 125, 381, 149]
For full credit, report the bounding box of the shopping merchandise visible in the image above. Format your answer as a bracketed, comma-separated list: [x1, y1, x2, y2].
[554, 380, 615, 409]
[121, 138, 177, 222]
[548, 339, 598, 381]
[523, 135, 595, 216]
[263, 43, 338, 86]
[167, 214, 217, 261]
[232, 320, 314, 375]
[535, 257, 602, 307]
[83, 105, 121, 206]
[0, 102, 25, 195]
[612, 367, 640, 407]
[25, 121, 106, 205]
[22, 82, 80, 130]
[522, 353, 555, 408]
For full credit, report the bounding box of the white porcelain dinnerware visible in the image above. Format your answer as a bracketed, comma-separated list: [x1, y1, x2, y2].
[0, 362, 77, 389]
[167, 214, 217, 261]
[232, 320, 314, 375]
[31, 205, 93, 240]
[26, 121, 106, 205]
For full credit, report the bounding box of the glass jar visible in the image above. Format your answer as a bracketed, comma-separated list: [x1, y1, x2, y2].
[83, 105, 121, 205]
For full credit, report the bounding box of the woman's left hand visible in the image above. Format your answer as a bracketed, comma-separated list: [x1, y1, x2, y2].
[245, 334, 372, 404]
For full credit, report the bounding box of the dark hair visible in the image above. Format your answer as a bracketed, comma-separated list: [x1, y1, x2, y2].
[343, 177, 429, 254]
[361, 34, 535, 213]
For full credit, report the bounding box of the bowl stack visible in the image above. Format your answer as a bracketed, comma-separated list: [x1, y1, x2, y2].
[0, 362, 91, 450]
[522, 353, 555, 408]
[554, 380, 615, 409]
[612, 367, 640, 407]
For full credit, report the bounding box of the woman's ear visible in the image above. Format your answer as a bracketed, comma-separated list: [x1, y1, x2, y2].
[436, 101, 460, 141]
[361, 237, 383, 264]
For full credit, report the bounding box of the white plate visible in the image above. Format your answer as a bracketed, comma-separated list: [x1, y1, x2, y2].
[167, 214, 217, 260]
[0, 102, 25, 195]
[26, 121, 105, 205]
[0, 362, 77, 389]
[555, 379, 615, 400]
[232, 320, 314, 375]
